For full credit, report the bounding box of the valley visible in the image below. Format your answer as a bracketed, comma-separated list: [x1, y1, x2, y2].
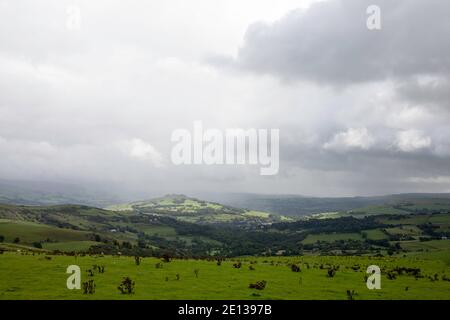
[0, 192, 449, 299]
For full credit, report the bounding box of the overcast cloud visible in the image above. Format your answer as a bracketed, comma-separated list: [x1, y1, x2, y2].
[0, 0, 449, 197]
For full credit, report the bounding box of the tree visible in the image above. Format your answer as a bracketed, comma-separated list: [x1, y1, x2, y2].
[33, 242, 42, 249]
[0, 235, 4, 242]
[161, 253, 171, 263]
[122, 241, 132, 249]
[137, 239, 146, 248]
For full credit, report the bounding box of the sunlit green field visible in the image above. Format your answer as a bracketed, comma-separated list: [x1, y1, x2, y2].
[0, 219, 91, 243]
[1, 252, 449, 300]
[362, 229, 389, 240]
[302, 233, 363, 244]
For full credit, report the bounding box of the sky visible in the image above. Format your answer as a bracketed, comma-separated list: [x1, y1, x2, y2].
[0, 0, 449, 197]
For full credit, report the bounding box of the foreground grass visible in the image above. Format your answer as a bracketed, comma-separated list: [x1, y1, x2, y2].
[0, 252, 449, 300]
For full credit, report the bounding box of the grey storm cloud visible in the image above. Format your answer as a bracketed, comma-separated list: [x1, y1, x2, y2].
[224, 0, 450, 85]
[0, 0, 449, 197]
[211, 0, 450, 182]
[396, 77, 450, 111]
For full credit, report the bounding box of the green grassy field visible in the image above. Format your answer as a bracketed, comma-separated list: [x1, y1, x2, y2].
[41, 241, 101, 252]
[302, 233, 363, 244]
[0, 219, 91, 244]
[362, 229, 389, 240]
[350, 205, 410, 216]
[399, 240, 450, 266]
[400, 240, 450, 253]
[0, 252, 449, 300]
[386, 226, 422, 236]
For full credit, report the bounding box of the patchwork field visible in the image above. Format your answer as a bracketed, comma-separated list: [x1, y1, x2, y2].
[105, 195, 288, 225]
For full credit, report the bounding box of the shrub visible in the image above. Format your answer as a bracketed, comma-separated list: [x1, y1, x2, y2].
[291, 264, 300, 272]
[233, 262, 242, 269]
[118, 277, 135, 294]
[392, 266, 421, 277]
[82, 280, 96, 294]
[249, 280, 267, 290]
[32, 242, 42, 249]
[194, 269, 199, 278]
[351, 265, 360, 271]
[92, 264, 105, 273]
[387, 271, 397, 280]
[135, 256, 141, 266]
[327, 266, 338, 278]
[346, 290, 357, 300]
[13, 237, 20, 243]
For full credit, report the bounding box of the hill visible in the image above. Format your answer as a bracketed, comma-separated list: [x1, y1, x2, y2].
[0, 201, 283, 257]
[106, 194, 289, 225]
[0, 180, 125, 207]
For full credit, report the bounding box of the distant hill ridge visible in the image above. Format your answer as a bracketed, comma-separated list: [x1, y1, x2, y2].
[197, 192, 450, 217]
[106, 194, 285, 224]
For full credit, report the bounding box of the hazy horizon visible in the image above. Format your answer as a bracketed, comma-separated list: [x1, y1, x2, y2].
[2, 178, 450, 204]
